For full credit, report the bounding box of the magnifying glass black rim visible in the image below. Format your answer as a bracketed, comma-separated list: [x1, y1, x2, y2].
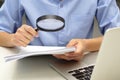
[36, 15, 65, 32]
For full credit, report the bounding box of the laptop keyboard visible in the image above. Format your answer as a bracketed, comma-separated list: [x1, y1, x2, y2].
[68, 65, 94, 80]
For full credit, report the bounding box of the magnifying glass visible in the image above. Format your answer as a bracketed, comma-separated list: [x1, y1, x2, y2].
[35, 15, 65, 32]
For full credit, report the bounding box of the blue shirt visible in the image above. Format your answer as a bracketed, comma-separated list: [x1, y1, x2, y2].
[0, 0, 120, 46]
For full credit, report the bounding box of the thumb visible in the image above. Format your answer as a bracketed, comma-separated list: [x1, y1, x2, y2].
[66, 40, 78, 47]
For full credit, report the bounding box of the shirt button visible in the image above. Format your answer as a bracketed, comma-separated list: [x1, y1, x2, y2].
[60, 4, 63, 8]
[59, 0, 63, 8]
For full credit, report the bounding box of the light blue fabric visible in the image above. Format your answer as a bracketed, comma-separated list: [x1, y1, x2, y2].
[0, 0, 120, 46]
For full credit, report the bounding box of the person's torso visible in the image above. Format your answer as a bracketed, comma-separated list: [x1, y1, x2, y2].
[20, 0, 97, 46]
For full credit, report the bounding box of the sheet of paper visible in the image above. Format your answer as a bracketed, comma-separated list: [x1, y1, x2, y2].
[4, 46, 76, 62]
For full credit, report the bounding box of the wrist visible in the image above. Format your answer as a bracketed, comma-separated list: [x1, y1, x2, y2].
[82, 39, 89, 52]
[8, 34, 16, 47]
[82, 37, 103, 52]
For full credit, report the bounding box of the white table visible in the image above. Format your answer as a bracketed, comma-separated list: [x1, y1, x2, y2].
[0, 47, 66, 80]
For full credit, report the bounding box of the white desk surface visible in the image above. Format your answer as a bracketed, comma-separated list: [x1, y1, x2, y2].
[0, 47, 66, 80]
[0, 47, 98, 80]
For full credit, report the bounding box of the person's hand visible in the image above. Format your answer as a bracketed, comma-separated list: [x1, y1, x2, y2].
[53, 39, 87, 61]
[10, 24, 38, 47]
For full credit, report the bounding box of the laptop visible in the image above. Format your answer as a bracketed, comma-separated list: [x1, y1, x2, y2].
[50, 27, 120, 80]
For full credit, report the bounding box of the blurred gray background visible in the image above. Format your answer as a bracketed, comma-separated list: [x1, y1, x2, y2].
[0, 0, 120, 37]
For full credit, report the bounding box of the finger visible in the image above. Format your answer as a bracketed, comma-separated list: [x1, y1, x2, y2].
[72, 54, 84, 61]
[66, 39, 78, 47]
[53, 54, 74, 61]
[53, 54, 64, 59]
[53, 54, 69, 60]
[64, 52, 75, 57]
[65, 53, 84, 61]
[23, 25, 38, 37]
[75, 41, 85, 54]
[12, 36, 27, 47]
[68, 39, 85, 56]
[64, 48, 83, 59]
[14, 32, 31, 45]
[17, 27, 33, 41]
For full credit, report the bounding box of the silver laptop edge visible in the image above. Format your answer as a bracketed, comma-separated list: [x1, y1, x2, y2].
[50, 27, 120, 80]
[91, 27, 120, 80]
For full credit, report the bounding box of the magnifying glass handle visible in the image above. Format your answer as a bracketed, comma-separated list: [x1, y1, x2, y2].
[35, 28, 39, 32]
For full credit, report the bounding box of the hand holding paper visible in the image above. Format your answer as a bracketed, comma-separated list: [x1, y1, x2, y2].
[4, 46, 76, 62]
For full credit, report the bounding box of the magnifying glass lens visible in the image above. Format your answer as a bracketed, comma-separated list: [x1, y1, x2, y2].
[37, 19, 64, 30]
[36, 15, 65, 32]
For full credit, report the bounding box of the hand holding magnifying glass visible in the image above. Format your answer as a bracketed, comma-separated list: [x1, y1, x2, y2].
[35, 15, 65, 32]
[10, 15, 65, 47]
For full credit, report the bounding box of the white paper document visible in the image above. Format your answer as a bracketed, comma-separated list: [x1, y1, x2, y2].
[4, 46, 76, 62]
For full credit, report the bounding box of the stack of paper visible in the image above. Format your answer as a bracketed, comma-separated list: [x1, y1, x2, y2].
[4, 46, 76, 62]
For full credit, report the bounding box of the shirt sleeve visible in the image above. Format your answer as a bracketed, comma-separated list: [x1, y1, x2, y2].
[96, 0, 120, 34]
[0, 0, 24, 33]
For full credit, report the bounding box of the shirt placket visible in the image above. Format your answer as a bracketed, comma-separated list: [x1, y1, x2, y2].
[57, 0, 66, 46]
